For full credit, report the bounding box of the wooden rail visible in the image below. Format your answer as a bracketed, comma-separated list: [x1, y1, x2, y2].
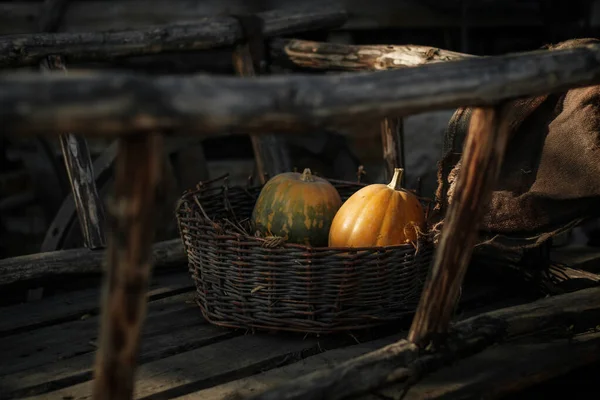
[2, 42, 600, 137]
[0, 7, 347, 68]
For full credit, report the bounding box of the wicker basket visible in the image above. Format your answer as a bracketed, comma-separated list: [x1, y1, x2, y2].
[175, 175, 434, 334]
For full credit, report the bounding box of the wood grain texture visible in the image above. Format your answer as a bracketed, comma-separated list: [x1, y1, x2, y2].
[0, 292, 193, 378]
[0, 293, 236, 400]
[380, 117, 405, 183]
[408, 106, 511, 346]
[232, 14, 292, 183]
[40, 55, 107, 250]
[34, 334, 323, 400]
[0, 7, 347, 68]
[272, 39, 473, 71]
[0, 238, 186, 287]
[396, 331, 600, 400]
[92, 133, 164, 400]
[174, 334, 406, 400]
[0, 272, 192, 338]
[0, 0, 545, 36]
[2, 42, 600, 137]
[244, 285, 600, 400]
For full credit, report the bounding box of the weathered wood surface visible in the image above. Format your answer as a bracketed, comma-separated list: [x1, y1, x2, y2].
[3, 42, 600, 137]
[243, 282, 600, 400]
[380, 117, 405, 183]
[92, 133, 164, 400]
[0, 238, 186, 287]
[395, 331, 600, 400]
[0, 292, 194, 378]
[408, 106, 510, 345]
[173, 333, 406, 400]
[0, 272, 192, 338]
[0, 7, 347, 68]
[0, 265, 596, 400]
[232, 14, 292, 183]
[41, 55, 107, 250]
[0, 0, 546, 36]
[272, 39, 472, 71]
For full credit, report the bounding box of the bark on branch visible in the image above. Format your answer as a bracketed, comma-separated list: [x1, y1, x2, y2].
[0, 7, 347, 68]
[271, 39, 473, 71]
[408, 105, 512, 346]
[92, 133, 164, 400]
[2, 42, 600, 137]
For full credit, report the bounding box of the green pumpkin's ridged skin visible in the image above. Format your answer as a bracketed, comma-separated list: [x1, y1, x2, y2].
[252, 171, 342, 247]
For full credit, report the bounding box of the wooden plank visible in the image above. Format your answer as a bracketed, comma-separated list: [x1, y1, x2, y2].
[1, 314, 235, 399]
[0, 271, 193, 337]
[0, 292, 195, 377]
[0, 6, 347, 68]
[243, 284, 600, 400]
[3, 42, 600, 137]
[394, 331, 600, 400]
[0, 238, 186, 287]
[29, 334, 327, 400]
[173, 333, 406, 400]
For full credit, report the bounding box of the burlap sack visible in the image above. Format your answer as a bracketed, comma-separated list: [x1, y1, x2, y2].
[436, 38, 600, 249]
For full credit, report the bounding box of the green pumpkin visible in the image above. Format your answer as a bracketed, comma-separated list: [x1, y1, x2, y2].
[251, 168, 342, 247]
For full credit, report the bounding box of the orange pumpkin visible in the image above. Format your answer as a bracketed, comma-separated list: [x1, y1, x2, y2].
[252, 168, 342, 247]
[328, 168, 425, 247]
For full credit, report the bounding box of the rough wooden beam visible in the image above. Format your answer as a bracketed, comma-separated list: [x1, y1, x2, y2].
[246, 284, 600, 400]
[0, 237, 184, 288]
[0, 7, 347, 68]
[232, 14, 291, 183]
[2, 42, 600, 137]
[407, 105, 511, 346]
[92, 133, 164, 400]
[271, 39, 473, 71]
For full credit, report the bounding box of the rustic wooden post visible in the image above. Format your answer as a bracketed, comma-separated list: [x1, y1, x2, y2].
[38, 0, 106, 250]
[408, 104, 511, 346]
[380, 117, 406, 184]
[39, 58, 106, 249]
[232, 14, 292, 184]
[92, 133, 164, 400]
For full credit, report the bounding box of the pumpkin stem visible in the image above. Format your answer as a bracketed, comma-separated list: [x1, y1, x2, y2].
[387, 168, 404, 190]
[300, 168, 314, 182]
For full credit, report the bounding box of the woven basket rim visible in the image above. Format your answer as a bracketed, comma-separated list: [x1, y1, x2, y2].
[176, 173, 434, 252]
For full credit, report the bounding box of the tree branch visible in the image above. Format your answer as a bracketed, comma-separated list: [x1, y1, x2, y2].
[271, 39, 473, 71]
[92, 133, 164, 400]
[0, 7, 347, 68]
[2, 42, 600, 137]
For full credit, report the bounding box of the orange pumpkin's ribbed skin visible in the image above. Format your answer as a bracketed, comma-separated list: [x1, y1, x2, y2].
[329, 169, 425, 248]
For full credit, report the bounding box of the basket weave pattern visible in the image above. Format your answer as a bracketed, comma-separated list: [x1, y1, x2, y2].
[176, 176, 433, 333]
